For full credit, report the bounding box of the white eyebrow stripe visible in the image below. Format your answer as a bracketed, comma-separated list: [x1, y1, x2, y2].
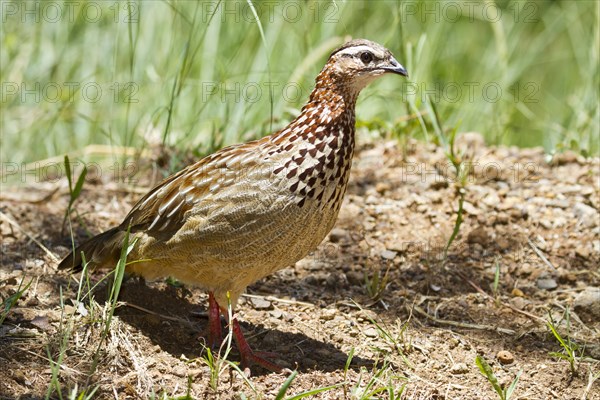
[336, 45, 380, 57]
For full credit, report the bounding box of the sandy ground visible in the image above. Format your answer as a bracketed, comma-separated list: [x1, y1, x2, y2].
[1, 135, 599, 399]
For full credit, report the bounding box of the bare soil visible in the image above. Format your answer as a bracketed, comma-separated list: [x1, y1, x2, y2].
[1, 135, 599, 399]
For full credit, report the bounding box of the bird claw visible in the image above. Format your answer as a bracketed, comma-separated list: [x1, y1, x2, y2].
[239, 350, 283, 373]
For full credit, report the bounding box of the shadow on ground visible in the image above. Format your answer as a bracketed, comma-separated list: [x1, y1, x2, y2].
[91, 278, 376, 376]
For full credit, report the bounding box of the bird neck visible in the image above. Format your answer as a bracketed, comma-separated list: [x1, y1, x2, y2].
[269, 67, 359, 147]
[306, 67, 360, 119]
[276, 66, 360, 143]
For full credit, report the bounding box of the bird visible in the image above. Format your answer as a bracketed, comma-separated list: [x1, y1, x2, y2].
[59, 38, 408, 372]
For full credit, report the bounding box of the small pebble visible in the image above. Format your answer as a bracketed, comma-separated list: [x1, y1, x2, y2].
[380, 249, 397, 260]
[573, 287, 600, 322]
[30, 316, 51, 331]
[536, 278, 558, 290]
[467, 226, 489, 245]
[250, 297, 272, 310]
[462, 201, 480, 216]
[495, 213, 509, 225]
[573, 202, 597, 219]
[510, 297, 528, 310]
[363, 327, 379, 338]
[430, 284, 442, 292]
[573, 203, 598, 228]
[575, 246, 590, 259]
[320, 308, 337, 321]
[497, 350, 515, 365]
[171, 365, 187, 377]
[375, 182, 391, 194]
[450, 363, 469, 375]
[448, 337, 460, 349]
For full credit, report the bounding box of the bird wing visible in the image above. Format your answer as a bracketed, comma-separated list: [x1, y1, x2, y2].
[121, 138, 273, 237]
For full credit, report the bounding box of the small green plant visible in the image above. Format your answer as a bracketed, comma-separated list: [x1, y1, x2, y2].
[48, 274, 88, 399]
[343, 347, 356, 399]
[62, 155, 88, 228]
[350, 360, 407, 400]
[353, 301, 413, 369]
[201, 346, 225, 391]
[0, 276, 32, 326]
[47, 226, 135, 398]
[414, 95, 469, 258]
[147, 379, 194, 400]
[371, 319, 413, 370]
[274, 369, 343, 400]
[199, 292, 236, 392]
[438, 120, 469, 257]
[85, 226, 135, 380]
[364, 262, 391, 302]
[547, 307, 581, 376]
[66, 384, 99, 400]
[196, 293, 258, 395]
[476, 355, 521, 400]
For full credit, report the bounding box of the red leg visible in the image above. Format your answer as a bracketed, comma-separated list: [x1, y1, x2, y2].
[207, 291, 223, 349]
[231, 316, 282, 372]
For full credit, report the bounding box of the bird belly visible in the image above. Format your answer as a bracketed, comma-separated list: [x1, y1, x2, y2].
[125, 182, 342, 295]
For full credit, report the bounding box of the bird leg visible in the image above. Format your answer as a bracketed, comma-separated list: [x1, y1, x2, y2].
[207, 291, 282, 372]
[207, 291, 223, 349]
[230, 316, 282, 373]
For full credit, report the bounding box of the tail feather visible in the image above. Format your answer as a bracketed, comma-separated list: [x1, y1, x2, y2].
[59, 227, 125, 272]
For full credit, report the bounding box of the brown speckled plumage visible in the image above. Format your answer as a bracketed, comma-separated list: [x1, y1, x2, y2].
[59, 39, 407, 371]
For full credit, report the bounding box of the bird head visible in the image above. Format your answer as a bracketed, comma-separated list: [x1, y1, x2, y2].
[322, 39, 408, 96]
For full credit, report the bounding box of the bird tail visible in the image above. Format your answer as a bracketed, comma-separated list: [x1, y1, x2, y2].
[58, 227, 125, 272]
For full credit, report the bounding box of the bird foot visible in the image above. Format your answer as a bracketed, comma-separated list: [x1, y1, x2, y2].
[206, 291, 284, 373]
[231, 317, 283, 373]
[239, 350, 283, 373]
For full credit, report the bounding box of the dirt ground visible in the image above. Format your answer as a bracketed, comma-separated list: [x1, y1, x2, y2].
[1, 135, 599, 399]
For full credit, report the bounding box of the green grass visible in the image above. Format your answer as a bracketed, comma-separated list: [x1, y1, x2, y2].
[349, 360, 407, 400]
[0, 275, 32, 326]
[62, 154, 88, 229]
[476, 354, 521, 400]
[546, 307, 584, 376]
[1, 0, 598, 170]
[45, 226, 133, 399]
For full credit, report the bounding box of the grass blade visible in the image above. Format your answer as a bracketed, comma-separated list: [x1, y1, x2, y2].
[475, 355, 504, 399]
[275, 370, 297, 400]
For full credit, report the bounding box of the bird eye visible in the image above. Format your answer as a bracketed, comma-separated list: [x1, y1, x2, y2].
[359, 51, 374, 64]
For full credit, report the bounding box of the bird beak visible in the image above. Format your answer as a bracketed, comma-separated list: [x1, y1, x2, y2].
[382, 56, 408, 77]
